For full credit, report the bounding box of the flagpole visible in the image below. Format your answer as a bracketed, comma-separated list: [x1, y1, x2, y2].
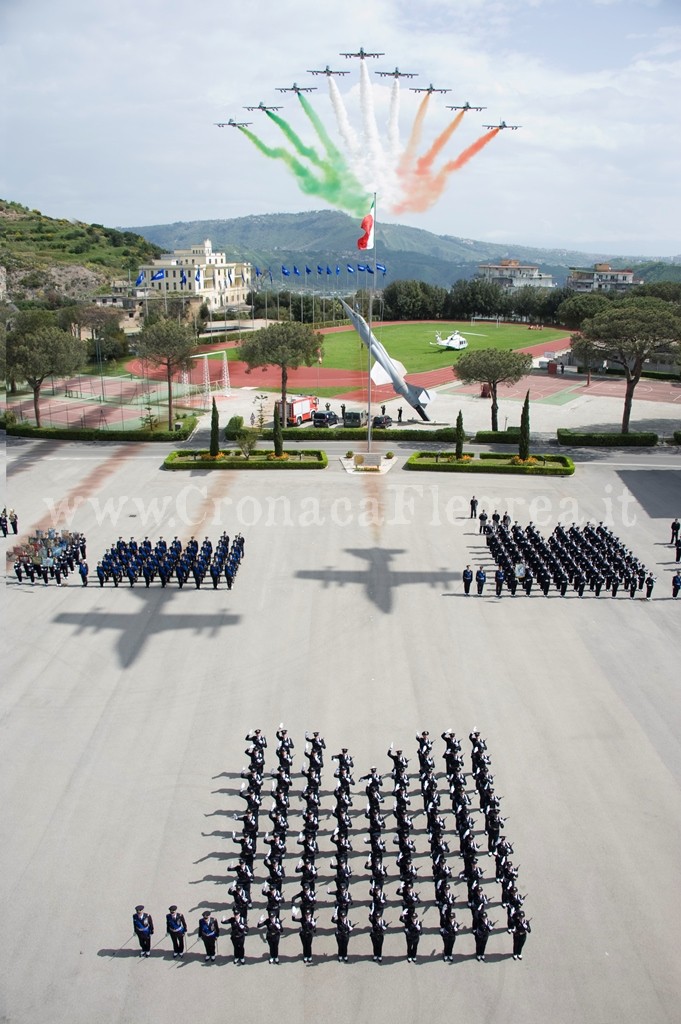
[366, 191, 377, 454]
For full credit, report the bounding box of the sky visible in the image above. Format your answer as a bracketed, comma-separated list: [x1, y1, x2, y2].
[1, 0, 680, 257]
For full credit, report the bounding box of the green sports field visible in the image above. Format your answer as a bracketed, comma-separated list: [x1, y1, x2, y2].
[208, 322, 569, 372]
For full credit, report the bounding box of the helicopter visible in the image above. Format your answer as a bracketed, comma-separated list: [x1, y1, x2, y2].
[431, 329, 485, 351]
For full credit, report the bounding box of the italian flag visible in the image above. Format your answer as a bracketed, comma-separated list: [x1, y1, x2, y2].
[357, 199, 375, 250]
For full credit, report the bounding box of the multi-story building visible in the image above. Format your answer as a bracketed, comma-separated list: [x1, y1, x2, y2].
[566, 263, 637, 293]
[477, 259, 554, 290]
[137, 239, 252, 310]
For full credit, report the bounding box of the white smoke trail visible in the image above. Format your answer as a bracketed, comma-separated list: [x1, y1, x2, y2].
[387, 78, 400, 158]
[329, 77, 360, 156]
[358, 58, 384, 189]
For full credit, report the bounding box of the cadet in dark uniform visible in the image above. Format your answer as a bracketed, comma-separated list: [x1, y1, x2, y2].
[512, 914, 531, 959]
[369, 913, 388, 963]
[403, 910, 422, 963]
[470, 496, 478, 519]
[198, 910, 220, 961]
[473, 912, 494, 961]
[440, 906, 459, 963]
[494, 567, 505, 597]
[462, 565, 473, 596]
[166, 905, 187, 957]
[299, 909, 316, 963]
[475, 567, 486, 595]
[335, 913, 353, 962]
[258, 913, 283, 964]
[133, 905, 154, 957]
[228, 913, 248, 965]
[673, 572, 681, 598]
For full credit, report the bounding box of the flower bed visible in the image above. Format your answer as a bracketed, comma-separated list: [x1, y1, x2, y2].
[164, 449, 328, 470]
[405, 452, 574, 475]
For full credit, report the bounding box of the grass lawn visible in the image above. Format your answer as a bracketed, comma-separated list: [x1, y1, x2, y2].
[220, 323, 568, 375]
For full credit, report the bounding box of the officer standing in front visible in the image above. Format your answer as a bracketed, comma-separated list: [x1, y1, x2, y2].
[475, 566, 486, 596]
[133, 905, 154, 957]
[166, 905, 187, 958]
[198, 910, 220, 961]
[462, 565, 473, 596]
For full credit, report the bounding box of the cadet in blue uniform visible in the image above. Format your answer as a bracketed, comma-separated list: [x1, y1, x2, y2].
[133, 905, 154, 957]
[475, 567, 486, 595]
[198, 910, 220, 961]
[462, 565, 473, 596]
[166, 905, 187, 957]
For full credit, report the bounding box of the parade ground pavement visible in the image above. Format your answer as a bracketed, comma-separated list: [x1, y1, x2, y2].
[2, 437, 680, 1024]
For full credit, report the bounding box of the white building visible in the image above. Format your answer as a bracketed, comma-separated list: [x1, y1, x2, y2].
[477, 259, 554, 290]
[137, 239, 252, 310]
[566, 263, 637, 293]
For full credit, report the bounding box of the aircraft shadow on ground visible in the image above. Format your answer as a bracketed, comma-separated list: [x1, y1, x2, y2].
[52, 588, 240, 667]
[295, 547, 459, 614]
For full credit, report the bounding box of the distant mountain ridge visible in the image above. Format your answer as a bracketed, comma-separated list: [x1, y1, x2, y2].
[124, 210, 677, 289]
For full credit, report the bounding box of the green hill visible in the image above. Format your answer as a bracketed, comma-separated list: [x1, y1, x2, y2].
[0, 199, 162, 275]
[125, 209, 677, 289]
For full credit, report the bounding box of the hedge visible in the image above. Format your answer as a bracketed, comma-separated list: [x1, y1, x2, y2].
[405, 453, 575, 475]
[6, 416, 198, 443]
[674, 431, 681, 445]
[164, 449, 328, 470]
[474, 427, 521, 444]
[556, 429, 658, 447]
[224, 426, 457, 443]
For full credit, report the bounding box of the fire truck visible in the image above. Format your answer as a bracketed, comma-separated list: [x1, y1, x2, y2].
[274, 395, 319, 426]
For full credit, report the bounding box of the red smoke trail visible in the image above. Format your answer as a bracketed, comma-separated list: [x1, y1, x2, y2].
[392, 128, 500, 214]
[414, 109, 465, 174]
[398, 94, 430, 174]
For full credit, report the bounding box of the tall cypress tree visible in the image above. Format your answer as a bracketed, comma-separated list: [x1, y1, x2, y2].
[273, 407, 284, 457]
[519, 390, 530, 461]
[209, 397, 220, 457]
[455, 409, 465, 460]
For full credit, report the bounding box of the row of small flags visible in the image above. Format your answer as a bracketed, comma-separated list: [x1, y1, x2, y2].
[135, 267, 202, 287]
[135, 261, 387, 288]
[257, 263, 387, 279]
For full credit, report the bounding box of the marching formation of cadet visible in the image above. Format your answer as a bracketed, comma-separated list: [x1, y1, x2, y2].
[13, 532, 86, 586]
[481, 520, 656, 599]
[132, 727, 531, 965]
[95, 533, 244, 589]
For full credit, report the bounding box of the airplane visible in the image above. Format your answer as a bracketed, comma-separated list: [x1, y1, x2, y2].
[446, 101, 486, 112]
[410, 83, 451, 94]
[215, 118, 251, 128]
[276, 82, 317, 94]
[307, 65, 349, 77]
[483, 120, 521, 130]
[339, 47, 384, 59]
[243, 102, 282, 112]
[431, 328, 486, 351]
[375, 66, 418, 79]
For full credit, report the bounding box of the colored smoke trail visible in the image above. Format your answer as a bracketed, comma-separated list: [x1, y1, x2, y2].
[298, 92, 368, 200]
[414, 109, 465, 174]
[266, 110, 323, 166]
[328, 76, 360, 156]
[392, 128, 500, 214]
[359, 58, 384, 179]
[387, 78, 401, 158]
[239, 127, 369, 216]
[398, 93, 430, 174]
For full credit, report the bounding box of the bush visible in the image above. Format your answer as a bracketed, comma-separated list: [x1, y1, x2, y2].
[224, 415, 244, 438]
[164, 449, 328, 470]
[405, 452, 574, 475]
[673, 430, 681, 445]
[345, 450, 354, 459]
[385, 451, 394, 459]
[556, 429, 658, 447]
[223, 426, 457, 443]
[7, 416, 198, 443]
[474, 427, 521, 444]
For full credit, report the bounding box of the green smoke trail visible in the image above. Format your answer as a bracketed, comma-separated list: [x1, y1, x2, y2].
[297, 93, 368, 200]
[239, 127, 369, 216]
[265, 110, 324, 166]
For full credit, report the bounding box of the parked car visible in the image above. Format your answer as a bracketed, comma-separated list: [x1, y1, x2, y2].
[313, 410, 339, 427]
[372, 415, 393, 429]
[343, 410, 368, 428]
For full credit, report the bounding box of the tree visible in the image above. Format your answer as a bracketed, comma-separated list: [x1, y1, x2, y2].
[578, 297, 681, 432]
[557, 293, 612, 331]
[209, 397, 220, 457]
[236, 427, 260, 459]
[519, 390, 530, 460]
[570, 332, 600, 386]
[6, 325, 85, 426]
[238, 321, 323, 426]
[455, 348, 532, 431]
[273, 407, 284, 457]
[382, 279, 447, 320]
[455, 409, 465, 459]
[137, 317, 197, 430]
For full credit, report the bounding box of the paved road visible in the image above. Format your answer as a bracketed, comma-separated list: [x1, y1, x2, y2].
[2, 439, 680, 1024]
